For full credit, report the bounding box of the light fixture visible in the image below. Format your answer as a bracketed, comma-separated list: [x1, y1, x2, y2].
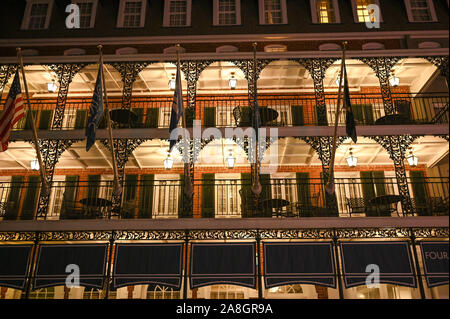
[164, 154, 174, 170]
[226, 149, 236, 169]
[389, 72, 400, 87]
[336, 73, 344, 87]
[406, 148, 418, 167]
[47, 80, 57, 93]
[31, 159, 40, 171]
[168, 74, 176, 90]
[346, 148, 358, 168]
[229, 72, 237, 90]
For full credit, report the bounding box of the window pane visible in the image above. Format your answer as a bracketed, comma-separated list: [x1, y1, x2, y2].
[29, 3, 49, 29]
[78, 2, 94, 28]
[316, 0, 336, 23]
[410, 0, 432, 21]
[264, 0, 283, 24]
[169, 0, 188, 26]
[356, 0, 377, 23]
[123, 1, 142, 27]
[218, 0, 237, 25]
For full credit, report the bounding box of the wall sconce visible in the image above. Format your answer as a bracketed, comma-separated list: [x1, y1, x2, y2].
[226, 149, 236, 169]
[346, 148, 358, 168]
[168, 74, 176, 90]
[47, 80, 57, 93]
[406, 148, 418, 167]
[229, 72, 237, 90]
[31, 159, 40, 171]
[164, 154, 174, 170]
[389, 73, 400, 87]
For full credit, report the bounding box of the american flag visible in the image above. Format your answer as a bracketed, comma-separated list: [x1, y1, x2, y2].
[0, 71, 25, 152]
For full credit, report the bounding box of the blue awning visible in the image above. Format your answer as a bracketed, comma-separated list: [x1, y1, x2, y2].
[0, 245, 33, 290]
[263, 242, 336, 288]
[34, 244, 108, 290]
[112, 243, 184, 290]
[420, 241, 449, 288]
[340, 241, 416, 288]
[190, 243, 256, 289]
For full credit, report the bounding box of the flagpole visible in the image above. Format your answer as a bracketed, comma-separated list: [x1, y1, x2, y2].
[326, 41, 347, 194]
[252, 42, 262, 197]
[16, 48, 49, 197]
[97, 45, 122, 197]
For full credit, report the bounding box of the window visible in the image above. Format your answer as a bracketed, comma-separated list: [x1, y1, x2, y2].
[210, 285, 245, 299]
[351, 0, 382, 23]
[215, 175, 241, 217]
[46, 177, 66, 220]
[147, 285, 180, 299]
[258, 0, 288, 25]
[72, 0, 98, 28]
[311, 0, 340, 23]
[213, 0, 241, 25]
[153, 176, 179, 218]
[117, 0, 147, 28]
[21, 0, 54, 30]
[404, 0, 437, 22]
[164, 0, 192, 27]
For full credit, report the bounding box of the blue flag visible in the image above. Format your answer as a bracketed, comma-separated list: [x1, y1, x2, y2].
[344, 63, 357, 143]
[169, 66, 184, 151]
[85, 65, 104, 151]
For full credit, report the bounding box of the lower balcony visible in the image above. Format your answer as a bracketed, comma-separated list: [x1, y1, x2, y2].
[1, 177, 448, 221]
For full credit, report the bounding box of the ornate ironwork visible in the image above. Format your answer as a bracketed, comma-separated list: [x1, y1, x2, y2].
[111, 62, 149, 110]
[423, 56, 449, 85]
[0, 64, 17, 96]
[259, 229, 335, 240]
[38, 231, 112, 241]
[180, 60, 213, 115]
[370, 135, 422, 216]
[358, 57, 401, 115]
[113, 230, 186, 241]
[188, 230, 258, 240]
[335, 228, 412, 239]
[296, 58, 337, 126]
[0, 232, 37, 242]
[413, 227, 450, 239]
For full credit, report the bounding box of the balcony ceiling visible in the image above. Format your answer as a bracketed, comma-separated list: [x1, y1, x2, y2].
[0, 136, 447, 172]
[1, 58, 440, 98]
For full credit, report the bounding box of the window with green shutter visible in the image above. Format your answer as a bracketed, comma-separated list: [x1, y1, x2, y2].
[352, 104, 374, 125]
[24, 110, 38, 130]
[146, 108, 159, 128]
[20, 176, 40, 220]
[296, 172, 311, 206]
[410, 171, 428, 203]
[60, 175, 79, 220]
[87, 175, 101, 199]
[131, 108, 145, 128]
[3, 176, 24, 220]
[138, 174, 154, 218]
[75, 110, 88, 129]
[202, 174, 215, 218]
[204, 107, 216, 127]
[38, 110, 54, 130]
[291, 105, 305, 126]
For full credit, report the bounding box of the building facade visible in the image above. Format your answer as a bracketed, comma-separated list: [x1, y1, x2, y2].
[0, 0, 448, 300]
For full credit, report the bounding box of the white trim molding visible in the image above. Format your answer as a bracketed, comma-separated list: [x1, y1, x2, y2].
[404, 0, 438, 23]
[213, 0, 242, 26]
[21, 0, 55, 30]
[163, 0, 192, 27]
[258, 0, 288, 25]
[310, 0, 341, 24]
[71, 0, 99, 29]
[350, 0, 383, 24]
[117, 0, 147, 28]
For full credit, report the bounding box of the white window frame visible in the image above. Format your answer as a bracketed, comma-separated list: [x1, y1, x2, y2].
[213, 0, 242, 26]
[404, 0, 438, 22]
[215, 173, 241, 218]
[310, 0, 341, 24]
[350, 0, 383, 23]
[258, 0, 288, 25]
[21, 0, 54, 30]
[153, 174, 180, 219]
[47, 175, 66, 220]
[117, 0, 147, 28]
[71, 0, 99, 29]
[163, 0, 192, 27]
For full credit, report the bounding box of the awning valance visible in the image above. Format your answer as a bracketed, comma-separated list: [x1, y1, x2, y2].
[34, 244, 108, 290]
[0, 245, 33, 290]
[190, 243, 256, 289]
[419, 241, 449, 288]
[340, 241, 416, 288]
[263, 242, 336, 288]
[112, 243, 183, 290]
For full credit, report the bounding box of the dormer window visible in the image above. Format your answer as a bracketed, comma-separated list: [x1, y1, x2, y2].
[21, 0, 54, 30]
[404, 0, 437, 22]
[213, 0, 241, 26]
[164, 0, 192, 27]
[311, 0, 340, 24]
[71, 0, 98, 29]
[258, 0, 288, 25]
[117, 0, 147, 28]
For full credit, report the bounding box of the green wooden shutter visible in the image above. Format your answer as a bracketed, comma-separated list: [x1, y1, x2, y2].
[87, 175, 101, 199]
[138, 174, 154, 218]
[131, 108, 145, 128]
[124, 175, 138, 201]
[204, 107, 216, 127]
[21, 176, 40, 220]
[291, 105, 305, 126]
[372, 171, 386, 196]
[361, 171, 376, 201]
[75, 110, 88, 129]
[3, 176, 24, 220]
[24, 110, 38, 130]
[410, 171, 428, 203]
[38, 110, 53, 130]
[98, 113, 108, 129]
[353, 104, 374, 125]
[260, 174, 272, 202]
[202, 174, 215, 218]
[178, 174, 193, 218]
[60, 175, 79, 220]
[240, 173, 253, 218]
[240, 107, 252, 127]
[296, 172, 311, 206]
[317, 105, 328, 126]
[145, 108, 159, 128]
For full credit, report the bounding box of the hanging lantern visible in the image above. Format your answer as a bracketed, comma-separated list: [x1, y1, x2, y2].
[346, 148, 358, 168]
[168, 74, 176, 90]
[406, 148, 418, 167]
[336, 73, 344, 87]
[164, 154, 174, 170]
[226, 150, 235, 169]
[31, 159, 40, 171]
[47, 80, 57, 93]
[229, 72, 237, 90]
[389, 73, 400, 87]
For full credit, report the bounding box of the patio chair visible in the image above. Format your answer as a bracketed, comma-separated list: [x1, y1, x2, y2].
[60, 199, 85, 220]
[410, 198, 429, 216]
[346, 198, 368, 217]
[427, 197, 449, 216]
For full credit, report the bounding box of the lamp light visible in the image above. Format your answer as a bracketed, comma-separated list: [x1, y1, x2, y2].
[346, 148, 358, 168]
[226, 149, 236, 169]
[406, 148, 418, 167]
[31, 159, 40, 171]
[229, 72, 237, 90]
[47, 80, 57, 93]
[168, 74, 176, 90]
[164, 154, 174, 170]
[389, 73, 400, 87]
[336, 73, 344, 87]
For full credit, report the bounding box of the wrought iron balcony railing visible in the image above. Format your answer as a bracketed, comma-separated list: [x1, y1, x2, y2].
[6, 93, 448, 131]
[0, 177, 448, 221]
